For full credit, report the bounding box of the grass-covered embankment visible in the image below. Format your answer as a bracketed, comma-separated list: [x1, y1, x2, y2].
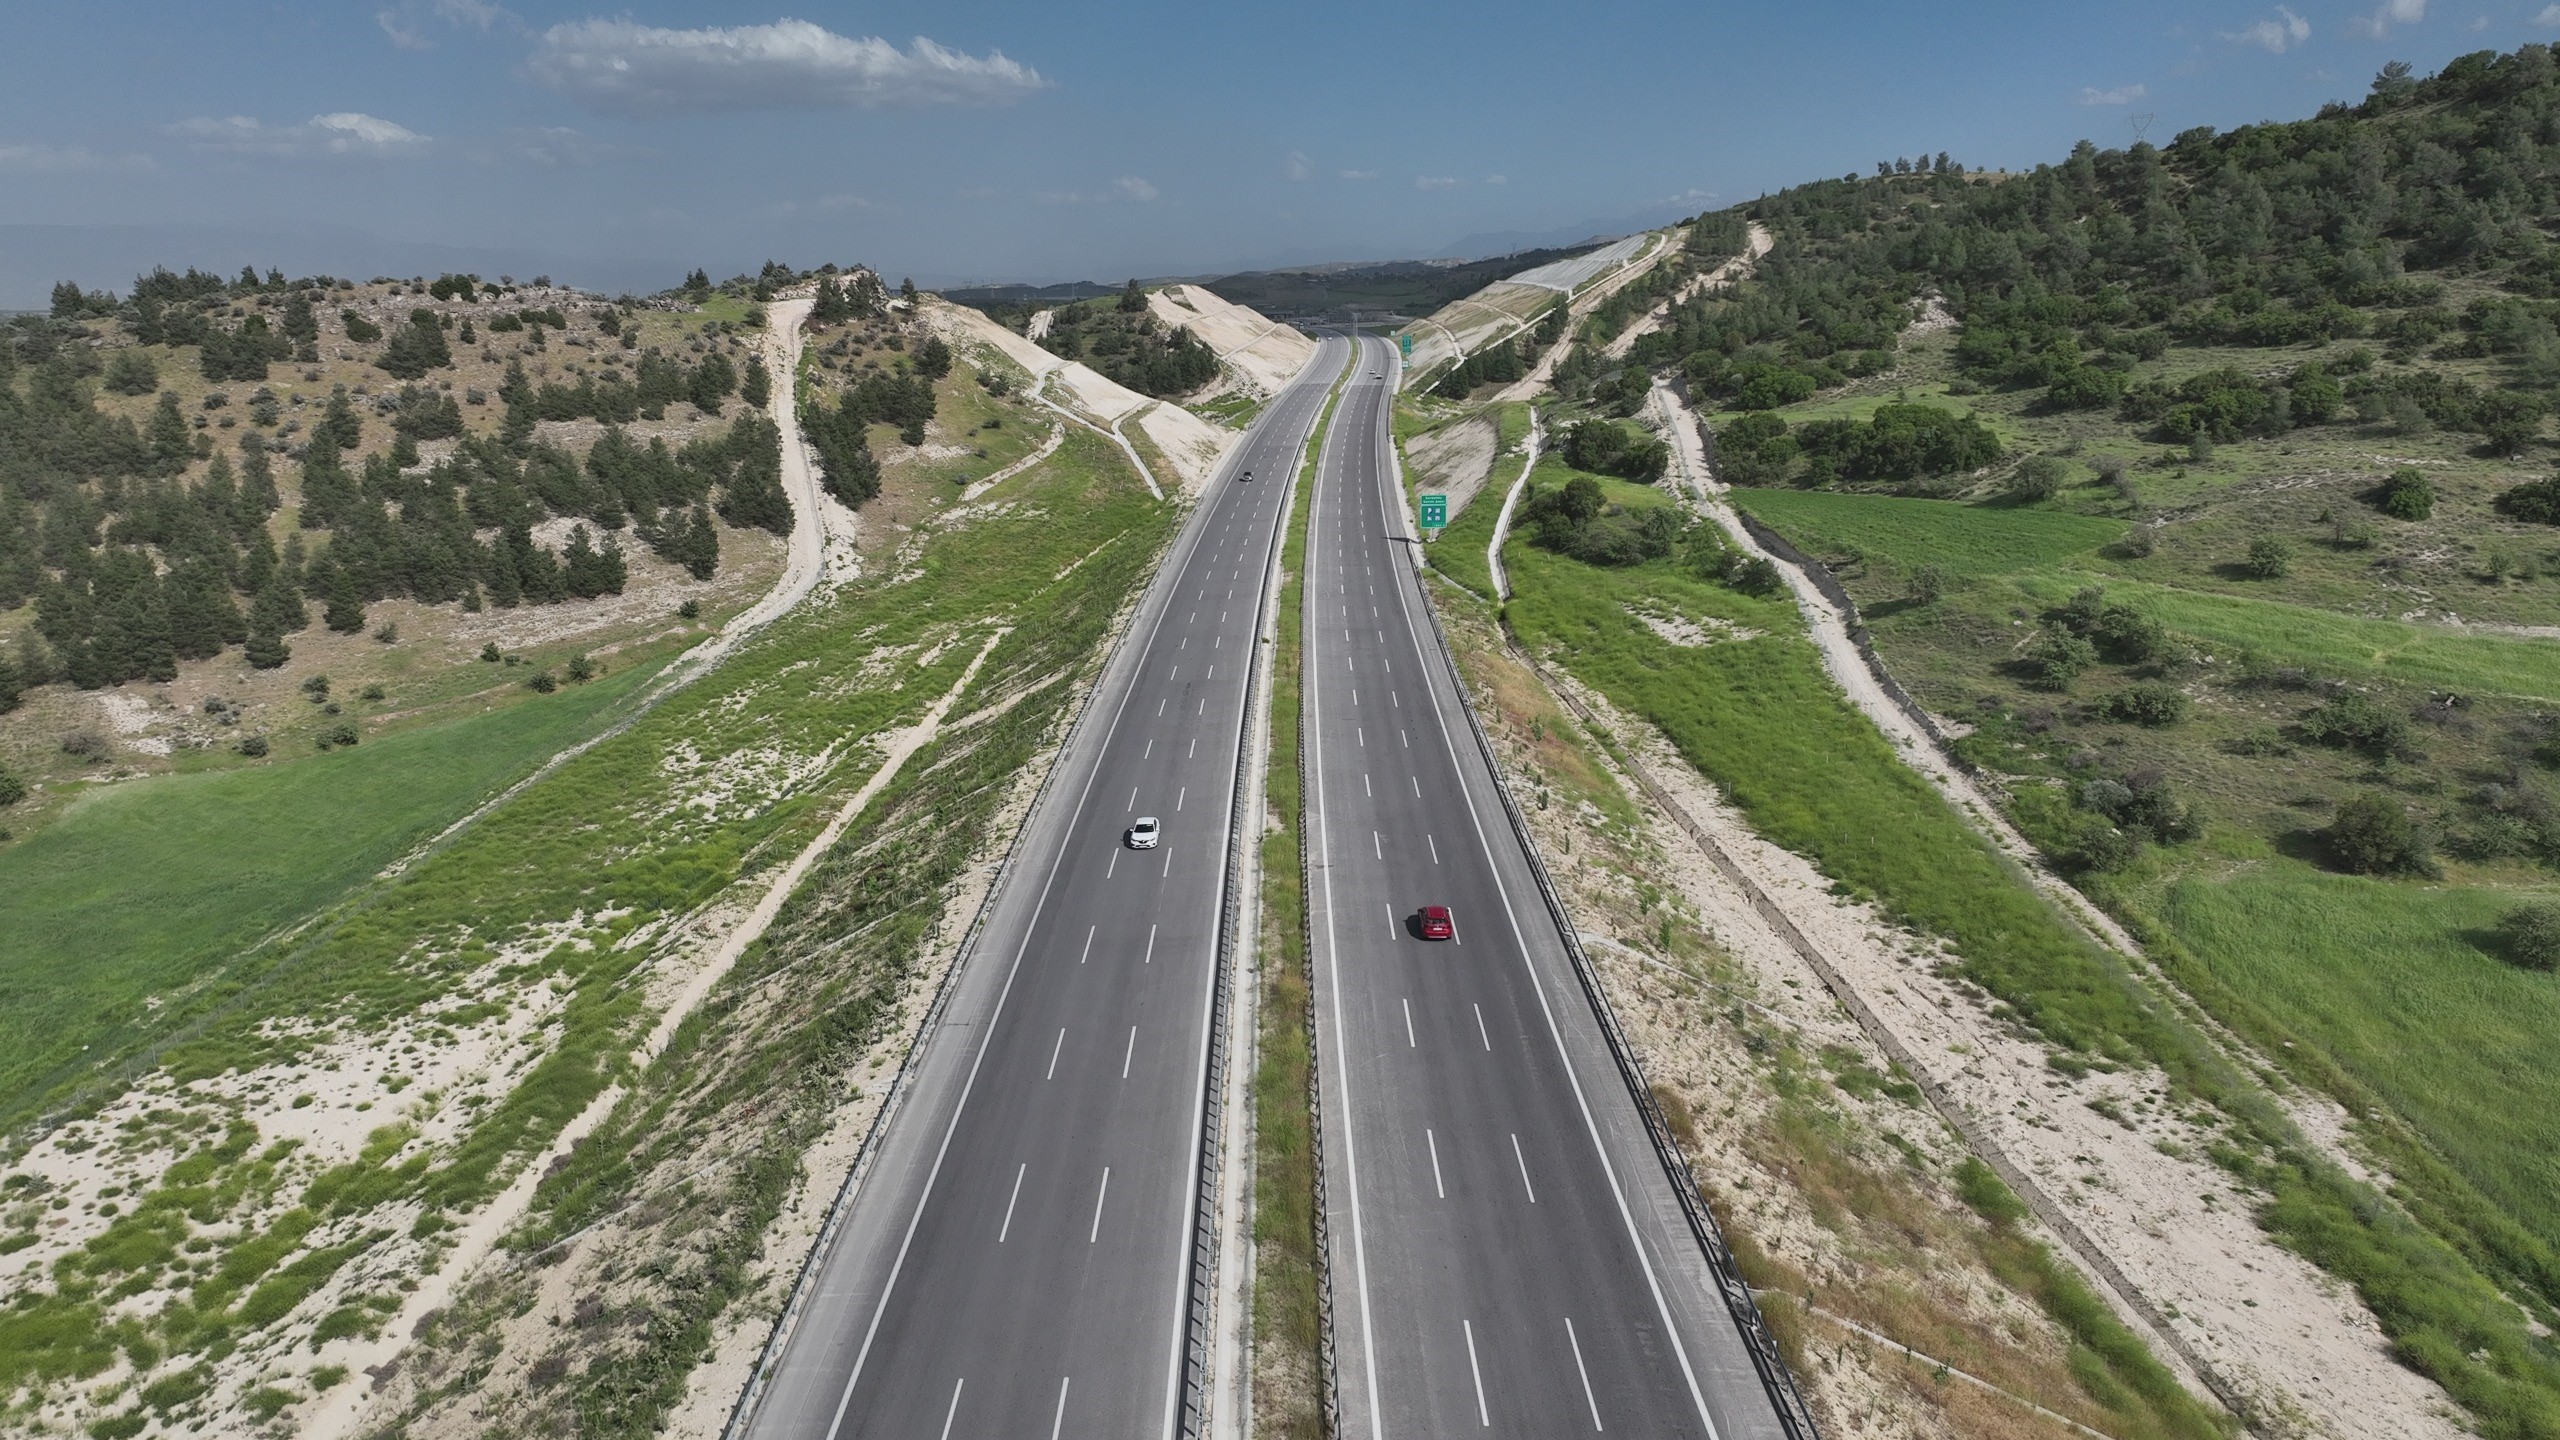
[1502, 472, 2560, 1438]
[0, 657, 659, 1130]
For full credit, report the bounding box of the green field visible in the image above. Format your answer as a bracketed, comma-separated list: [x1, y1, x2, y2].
[0, 664, 656, 1126]
[1733, 488, 2124, 576]
[2160, 864, 2560, 1259]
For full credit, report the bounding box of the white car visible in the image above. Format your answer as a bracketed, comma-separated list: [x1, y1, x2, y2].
[1127, 816, 1161, 849]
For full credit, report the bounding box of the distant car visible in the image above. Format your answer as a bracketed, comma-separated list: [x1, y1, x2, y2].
[1239, 468, 1253, 481]
[1418, 904, 1454, 941]
[1128, 816, 1161, 849]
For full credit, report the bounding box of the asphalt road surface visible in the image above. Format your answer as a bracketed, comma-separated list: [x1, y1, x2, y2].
[1305, 335, 1791, 1439]
[741, 338, 1350, 1440]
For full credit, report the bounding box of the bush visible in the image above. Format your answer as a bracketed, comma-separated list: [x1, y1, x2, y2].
[2497, 475, 2560, 525]
[2376, 468, 2436, 520]
[317, 722, 360, 750]
[2101, 682, 2190, 726]
[236, 735, 269, 758]
[2006, 455, 2066, 502]
[2298, 692, 2414, 757]
[2321, 793, 2436, 876]
[2028, 630, 2097, 691]
[2494, 903, 2560, 971]
[0, 764, 24, 807]
[1907, 563, 1948, 605]
[104, 350, 159, 396]
[2243, 536, 2292, 578]
[525, 671, 558, 693]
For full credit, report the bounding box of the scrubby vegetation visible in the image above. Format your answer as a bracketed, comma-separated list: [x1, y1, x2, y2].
[969, 286, 1218, 398]
[1656, 44, 2560, 1436]
[0, 263, 808, 698]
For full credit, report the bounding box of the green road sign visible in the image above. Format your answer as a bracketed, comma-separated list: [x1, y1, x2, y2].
[1398, 332, 1413, 357]
[1419, 492, 1447, 530]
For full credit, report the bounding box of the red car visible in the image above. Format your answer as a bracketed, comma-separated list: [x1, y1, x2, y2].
[1418, 905, 1454, 941]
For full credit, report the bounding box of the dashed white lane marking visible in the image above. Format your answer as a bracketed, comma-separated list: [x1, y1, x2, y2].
[1463, 1320, 1490, 1427]
[997, 1163, 1026, 1243]
[1512, 1133, 1538, 1204]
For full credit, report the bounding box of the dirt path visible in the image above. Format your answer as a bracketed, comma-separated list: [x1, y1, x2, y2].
[1486, 407, 1542, 600]
[382, 295, 838, 883]
[307, 628, 1011, 1440]
[962, 418, 1066, 501]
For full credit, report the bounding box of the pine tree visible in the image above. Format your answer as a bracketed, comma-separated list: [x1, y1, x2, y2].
[299, 447, 359, 530]
[316, 387, 363, 451]
[167, 562, 243, 660]
[499, 357, 538, 447]
[689, 353, 736, 414]
[321, 561, 366, 634]
[50, 280, 84, 319]
[741, 355, 771, 409]
[244, 628, 290, 669]
[248, 569, 308, 635]
[238, 436, 280, 523]
[678, 503, 719, 580]
[716, 414, 794, 535]
[147, 392, 191, 476]
[916, 335, 953, 380]
[900, 277, 919, 306]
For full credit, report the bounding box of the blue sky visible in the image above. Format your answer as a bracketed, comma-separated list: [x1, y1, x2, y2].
[2, 0, 2556, 293]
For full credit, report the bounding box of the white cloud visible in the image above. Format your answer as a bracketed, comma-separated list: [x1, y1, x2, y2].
[1338, 169, 1379, 180]
[1483, 174, 1508, 185]
[527, 18, 1045, 116]
[170, 112, 431, 156]
[1037, 178, 1159, 205]
[2078, 83, 2148, 105]
[0, 140, 152, 172]
[1284, 150, 1312, 182]
[377, 0, 513, 50]
[2535, 1, 2560, 23]
[817, 192, 873, 210]
[500, 125, 616, 166]
[1413, 175, 1461, 190]
[2228, 5, 2312, 50]
[2348, 0, 2426, 37]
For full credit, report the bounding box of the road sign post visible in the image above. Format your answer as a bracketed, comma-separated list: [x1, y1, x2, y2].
[1398, 332, 1413, 358]
[1419, 492, 1447, 535]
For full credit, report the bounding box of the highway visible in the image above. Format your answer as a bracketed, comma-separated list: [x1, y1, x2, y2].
[739, 337, 1349, 1440]
[1304, 335, 1794, 1438]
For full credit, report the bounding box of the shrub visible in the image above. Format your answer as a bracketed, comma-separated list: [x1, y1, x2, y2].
[237, 735, 270, 758]
[2298, 692, 2414, 757]
[2006, 455, 2066, 502]
[2028, 630, 2097, 691]
[0, 764, 24, 807]
[2498, 476, 2560, 525]
[2494, 903, 2560, 971]
[2243, 536, 2292, 578]
[104, 350, 159, 396]
[1907, 563, 1948, 605]
[2376, 468, 2436, 520]
[317, 722, 360, 750]
[565, 654, 598, 683]
[677, 599, 701, 620]
[2320, 793, 2436, 876]
[525, 671, 558, 693]
[2102, 682, 2190, 726]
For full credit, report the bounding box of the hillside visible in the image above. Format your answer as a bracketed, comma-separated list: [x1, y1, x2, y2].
[1382, 43, 2560, 1440]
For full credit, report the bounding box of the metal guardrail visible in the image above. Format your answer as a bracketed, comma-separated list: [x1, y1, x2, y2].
[1400, 530, 1824, 1440]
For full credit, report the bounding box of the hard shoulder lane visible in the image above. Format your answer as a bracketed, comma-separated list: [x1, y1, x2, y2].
[741, 338, 1349, 1440]
[1306, 336, 1790, 1439]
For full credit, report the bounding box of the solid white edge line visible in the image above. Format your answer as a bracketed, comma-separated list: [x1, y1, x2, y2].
[1368, 342, 1725, 1440]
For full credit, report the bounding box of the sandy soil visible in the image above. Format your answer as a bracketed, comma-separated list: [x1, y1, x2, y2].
[1405, 414, 1499, 514]
[920, 299, 1241, 498]
[1147, 284, 1317, 398]
[1616, 381, 2468, 1440]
